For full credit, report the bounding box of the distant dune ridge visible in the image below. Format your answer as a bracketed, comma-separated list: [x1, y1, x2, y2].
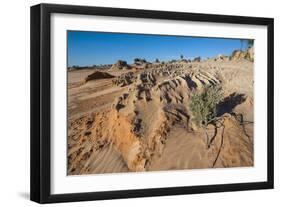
[67, 48, 254, 175]
[84, 71, 115, 83]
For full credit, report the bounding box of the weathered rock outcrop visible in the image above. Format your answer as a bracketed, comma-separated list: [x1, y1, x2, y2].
[110, 60, 131, 70]
[113, 72, 136, 87]
[230, 47, 254, 61]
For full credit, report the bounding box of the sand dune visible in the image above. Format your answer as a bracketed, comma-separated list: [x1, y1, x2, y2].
[67, 50, 254, 175]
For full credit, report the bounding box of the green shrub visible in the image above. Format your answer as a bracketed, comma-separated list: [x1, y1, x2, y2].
[189, 85, 223, 148]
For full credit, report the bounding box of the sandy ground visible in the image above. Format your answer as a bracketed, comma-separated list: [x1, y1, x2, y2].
[68, 69, 129, 120]
[67, 57, 254, 175]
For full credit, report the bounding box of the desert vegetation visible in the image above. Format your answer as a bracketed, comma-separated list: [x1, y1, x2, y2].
[189, 85, 223, 148]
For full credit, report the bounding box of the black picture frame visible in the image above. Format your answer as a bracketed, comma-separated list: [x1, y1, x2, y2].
[30, 3, 274, 204]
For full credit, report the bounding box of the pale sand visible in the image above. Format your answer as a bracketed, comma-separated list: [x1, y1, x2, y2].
[67, 57, 254, 175]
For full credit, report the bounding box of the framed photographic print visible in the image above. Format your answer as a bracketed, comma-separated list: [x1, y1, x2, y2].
[30, 3, 274, 203]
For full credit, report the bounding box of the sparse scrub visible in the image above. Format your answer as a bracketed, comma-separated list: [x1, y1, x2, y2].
[189, 85, 223, 148]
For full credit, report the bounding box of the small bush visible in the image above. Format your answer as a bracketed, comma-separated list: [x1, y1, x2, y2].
[189, 85, 223, 126]
[189, 85, 223, 148]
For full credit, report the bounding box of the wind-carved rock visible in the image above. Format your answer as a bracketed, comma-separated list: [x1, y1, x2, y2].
[110, 60, 131, 70]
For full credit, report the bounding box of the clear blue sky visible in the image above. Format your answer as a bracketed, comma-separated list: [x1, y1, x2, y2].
[67, 31, 249, 67]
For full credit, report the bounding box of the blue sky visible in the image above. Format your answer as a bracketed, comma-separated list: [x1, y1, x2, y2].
[67, 31, 249, 67]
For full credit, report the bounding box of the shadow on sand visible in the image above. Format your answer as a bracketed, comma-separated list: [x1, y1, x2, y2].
[207, 92, 247, 160]
[217, 92, 246, 116]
